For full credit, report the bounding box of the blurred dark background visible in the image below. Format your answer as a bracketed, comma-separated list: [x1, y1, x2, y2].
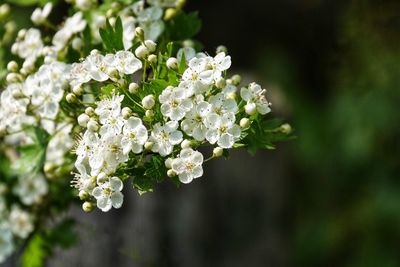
[4, 0, 400, 266]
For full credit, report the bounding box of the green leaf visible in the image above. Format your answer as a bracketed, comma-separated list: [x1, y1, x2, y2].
[21, 234, 47, 267]
[46, 219, 79, 249]
[99, 17, 125, 52]
[13, 127, 49, 175]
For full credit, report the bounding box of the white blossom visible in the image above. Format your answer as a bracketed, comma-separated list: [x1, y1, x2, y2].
[121, 117, 148, 154]
[181, 101, 211, 141]
[149, 121, 183, 156]
[92, 177, 124, 212]
[205, 112, 241, 149]
[240, 82, 271, 115]
[13, 173, 48, 206]
[9, 206, 34, 239]
[171, 148, 204, 184]
[159, 86, 193, 121]
[31, 3, 52, 25]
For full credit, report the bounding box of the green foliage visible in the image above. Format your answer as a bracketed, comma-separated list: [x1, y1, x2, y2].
[166, 11, 202, 40]
[13, 127, 49, 175]
[6, 0, 59, 6]
[243, 118, 294, 154]
[21, 219, 78, 267]
[99, 17, 124, 52]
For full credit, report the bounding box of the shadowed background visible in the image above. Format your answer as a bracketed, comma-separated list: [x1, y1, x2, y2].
[3, 0, 400, 266]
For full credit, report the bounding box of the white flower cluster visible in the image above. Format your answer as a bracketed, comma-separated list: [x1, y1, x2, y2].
[71, 43, 272, 212]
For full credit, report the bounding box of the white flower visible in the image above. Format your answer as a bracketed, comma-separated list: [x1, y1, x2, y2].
[121, 117, 148, 154]
[159, 86, 193, 121]
[177, 47, 196, 63]
[70, 62, 91, 89]
[99, 112, 125, 136]
[205, 112, 241, 149]
[13, 28, 43, 60]
[31, 2, 52, 25]
[181, 57, 214, 94]
[114, 51, 143, 75]
[121, 16, 136, 50]
[53, 12, 87, 51]
[181, 101, 211, 141]
[75, 130, 100, 164]
[207, 52, 231, 80]
[95, 93, 124, 123]
[240, 82, 271, 115]
[9, 206, 34, 239]
[92, 177, 124, 212]
[13, 173, 48, 206]
[171, 148, 204, 184]
[96, 134, 128, 174]
[208, 92, 238, 115]
[149, 121, 183, 156]
[0, 223, 13, 264]
[83, 53, 112, 82]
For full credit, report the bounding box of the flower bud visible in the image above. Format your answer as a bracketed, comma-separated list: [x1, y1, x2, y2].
[144, 40, 157, 53]
[135, 45, 149, 59]
[244, 103, 257, 116]
[90, 49, 100, 55]
[167, 169, 176, 177]
[79, 190, 90, 200]
[135, 27, 144, 41]
[164, 8, 177, 21]
[7, 61, 18, 72]
[87, 119, 99, 132]
[96, 172, 107, 184]
[73, 85, 84, 96]
[142, 94, 155, 109]
[72, 37, 83, 50]
[85, 107, 95, 116]
[6, 73, 20, 83]
[144, 141, 153, 150]
[231, 74, 242, 85]
[82, 201, 96, 213]
[166, 57, 178, 70]
[76, 0, 93, 11]
[215, 77, 226, 89]
[122, 107, 132, 119]
[183, 39, 194, 48]
[240, 118, 250, 128]
[0, 4, 10, 21]
[129, 82, 139, 94]
[66, 93, 78, 103]
[216, 45, 227, 54]
[213, 147, 223, 157]
[44, 162, 56, 174]
[165, 158, 173, 169]
[145, 109, 154, 118]
[280, 123, 292, 134]
[17, 29, 27, 39]
[176, 0, 186, 9]
[78, 113, 90, 127]
[148, 54, 157, 64]
[181, 139, 191, 149]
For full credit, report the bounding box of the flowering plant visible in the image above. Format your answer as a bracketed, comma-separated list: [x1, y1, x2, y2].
[0, 0, 292, 265]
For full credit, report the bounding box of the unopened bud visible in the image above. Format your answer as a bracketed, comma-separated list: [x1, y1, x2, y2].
[82, 201, 96, 213]
[165, 158, 173, 169]
[135, 45, 149, 59]
[129, 82, 139, 94]
[145, 109, 154, 117]
[216, 45, 227, 54]
[215, 77, 226, 89]
[167, 169, 176, 177]
[72, 37, 83, 50]
[85, 107, 95, 116]
[164, 8, 177, 21]
[166, 57, 178, 70]
[78, 113, 90, 127]
[240, 118, 250, 128]
[213, 147, 223, 157]
[0, 4, 10, 20]
[66, 93, 78, 103]
[142, 94, 155, 109]
[231, 74, 241, 85]
[72, 86, 84, 96]
[122, 107, 132, 119]
[148, 54, 157, 64]
[87, 119, 99, 132]
[7, 61, 18, 72]
[144, 40, 157, 53]
[244, 103, 257, 116]
[135, 27, 144, 41]
[79, 190, 90, 200]
[144, 141, 153, 150]
[280, 123, 292, 134]
[181, 139, 191, 149]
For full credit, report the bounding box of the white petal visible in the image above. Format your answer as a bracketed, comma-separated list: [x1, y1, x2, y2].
[111, 192, 124, 209]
